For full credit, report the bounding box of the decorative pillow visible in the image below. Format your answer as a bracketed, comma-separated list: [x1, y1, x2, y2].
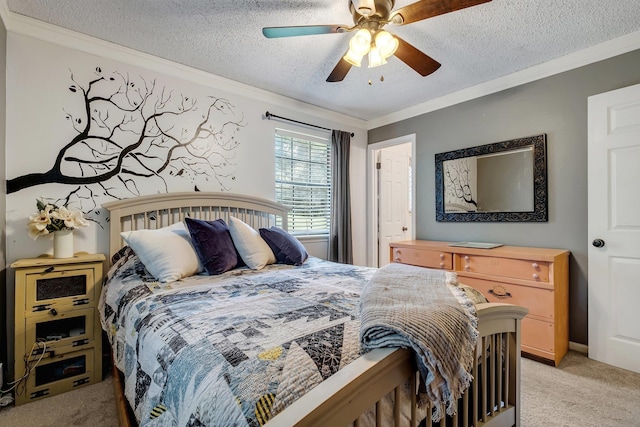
[120, 222, 202, 283]
[259, 226, 308, 266]
[228, 216, 276, 270]
[184, 217, 240, 275]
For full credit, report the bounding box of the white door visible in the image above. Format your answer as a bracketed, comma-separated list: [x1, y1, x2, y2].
[378, 146, 412, 267]
[588, 83, 640, 373]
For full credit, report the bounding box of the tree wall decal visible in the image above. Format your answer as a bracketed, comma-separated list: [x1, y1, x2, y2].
[7, 66, 244, 214]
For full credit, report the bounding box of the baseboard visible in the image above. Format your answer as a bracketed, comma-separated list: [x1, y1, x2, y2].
[569, 341, 588, 354]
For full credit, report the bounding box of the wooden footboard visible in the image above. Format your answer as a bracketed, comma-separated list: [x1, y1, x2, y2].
[110, 303, 526, 427]
[266, 302, 528, 427]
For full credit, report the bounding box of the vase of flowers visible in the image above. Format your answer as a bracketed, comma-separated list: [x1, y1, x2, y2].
[27, 199, 89, 258]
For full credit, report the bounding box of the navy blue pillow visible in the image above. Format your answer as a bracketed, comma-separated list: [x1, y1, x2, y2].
[259, 227, 308, 266]
[184, 217, 241, 275]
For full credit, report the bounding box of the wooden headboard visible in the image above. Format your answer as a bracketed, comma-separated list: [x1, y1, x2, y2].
[102, 192, 290, 262]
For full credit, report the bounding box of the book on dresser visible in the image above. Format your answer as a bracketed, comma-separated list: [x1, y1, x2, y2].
[389, 240, 570, 366]
[11, 252, 106, 405]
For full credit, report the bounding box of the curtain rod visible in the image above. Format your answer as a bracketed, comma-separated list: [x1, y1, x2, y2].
[265, 111, 354, 137]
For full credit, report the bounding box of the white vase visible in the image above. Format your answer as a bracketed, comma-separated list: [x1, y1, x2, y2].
[53, 230, 74, 258]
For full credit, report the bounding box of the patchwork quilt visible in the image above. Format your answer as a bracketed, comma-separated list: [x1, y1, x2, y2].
[99, 250, 375, 426]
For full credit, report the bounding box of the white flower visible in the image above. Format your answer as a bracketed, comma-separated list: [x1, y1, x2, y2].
[27, 199, 89, 239]
[69, 209, 90, 228]
[27, 207, 53, 240]
[51, 206, 84, 229]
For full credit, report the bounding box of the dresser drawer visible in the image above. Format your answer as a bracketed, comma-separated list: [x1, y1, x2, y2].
[392, 247, 452, 269]
[456, 254, 549, 282]
[461, 277, 555, 319]
[522, 317, 555, 354]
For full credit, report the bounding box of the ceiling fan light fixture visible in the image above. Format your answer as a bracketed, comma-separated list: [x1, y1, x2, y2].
[375, 30, 399, 59]
[343, 49, 364, 67]
[350, 28, 372, 54]
[344, 28, 373, 67]
[368, 45, 387, 68]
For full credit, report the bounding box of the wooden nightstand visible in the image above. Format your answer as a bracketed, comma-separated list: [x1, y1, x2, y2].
[11, 253, 106, 405]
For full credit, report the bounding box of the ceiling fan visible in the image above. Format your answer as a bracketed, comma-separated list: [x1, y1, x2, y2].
[263, 0, 491, 82]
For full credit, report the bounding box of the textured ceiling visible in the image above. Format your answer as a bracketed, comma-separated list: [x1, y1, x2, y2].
[6, 0, 640, 121]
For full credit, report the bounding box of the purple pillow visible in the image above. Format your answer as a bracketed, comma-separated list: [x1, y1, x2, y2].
[259, 227, 308, 266]
[184, 217, 241, 275]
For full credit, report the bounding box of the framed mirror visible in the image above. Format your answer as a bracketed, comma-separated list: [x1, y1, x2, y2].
[435, 134, 547, 222]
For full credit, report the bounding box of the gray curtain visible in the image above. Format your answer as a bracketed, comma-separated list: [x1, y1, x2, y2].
[329, 130, 353, 264]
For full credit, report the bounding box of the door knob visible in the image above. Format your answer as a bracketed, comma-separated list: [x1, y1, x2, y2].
[402, 227, 408, 231]
[592, 239, 605, 248]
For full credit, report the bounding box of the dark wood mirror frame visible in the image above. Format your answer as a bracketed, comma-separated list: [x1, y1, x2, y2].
[435, 134, 548, 222]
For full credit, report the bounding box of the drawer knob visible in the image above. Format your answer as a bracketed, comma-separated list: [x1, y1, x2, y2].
[488, 286, 512, 299]
[464, 256, 470, 261]
[532, 273, 540, 280]
[532, 262, 539, 269]
[439, 262, 444, 268]
[464, 265, 470, 271]
[49, 308, 58, 316]
[439, 253, 445, 260]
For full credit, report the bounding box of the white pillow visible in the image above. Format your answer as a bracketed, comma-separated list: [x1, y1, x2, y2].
[228, 216, 276, 269]
[120, 222, 203, 283]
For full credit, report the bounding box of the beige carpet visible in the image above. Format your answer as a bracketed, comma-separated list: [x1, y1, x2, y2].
[520, 351, 640, 426]
[0, 374, 117, 427]
[1, 351, 639, 426]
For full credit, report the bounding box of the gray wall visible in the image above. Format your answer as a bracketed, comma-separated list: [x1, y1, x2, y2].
[369, 49, 640, 345]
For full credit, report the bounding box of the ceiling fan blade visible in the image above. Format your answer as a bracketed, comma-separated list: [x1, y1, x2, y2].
[393, 36, 441, 77]
[327, 56, 353, 82]
[262, 25, 348, 38]
[390, 0, 491, 25]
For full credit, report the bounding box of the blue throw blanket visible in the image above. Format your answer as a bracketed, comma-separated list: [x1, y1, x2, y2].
[359, 263, 479, 421]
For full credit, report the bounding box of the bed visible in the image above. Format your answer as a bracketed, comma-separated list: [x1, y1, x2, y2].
[100, 192, 528, 427]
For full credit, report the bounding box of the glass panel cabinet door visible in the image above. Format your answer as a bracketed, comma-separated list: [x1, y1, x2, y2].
[24, 267, 95, 313]
[25, 307, 95, 357]
[25, 348, 95, 401]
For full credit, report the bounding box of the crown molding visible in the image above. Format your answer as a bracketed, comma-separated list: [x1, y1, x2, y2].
[3, 10, 367, 131]
[367, 30, 640, 130]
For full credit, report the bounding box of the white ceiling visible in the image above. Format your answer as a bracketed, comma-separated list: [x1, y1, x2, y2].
[5, 0, 640, 122]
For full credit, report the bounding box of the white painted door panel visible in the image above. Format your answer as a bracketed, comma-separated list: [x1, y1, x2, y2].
[378, 148, 411, 267]
[588, 83, 640, 373]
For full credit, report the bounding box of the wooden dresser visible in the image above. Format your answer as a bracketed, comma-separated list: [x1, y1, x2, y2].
[389, 240, 570, 366]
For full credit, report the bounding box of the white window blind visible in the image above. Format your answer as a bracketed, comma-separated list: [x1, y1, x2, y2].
[275, 128, 331, 235]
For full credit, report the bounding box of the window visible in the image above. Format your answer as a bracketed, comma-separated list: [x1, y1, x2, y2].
[275, 128, 331, 235]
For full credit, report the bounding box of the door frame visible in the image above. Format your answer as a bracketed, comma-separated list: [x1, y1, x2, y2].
[367, 134, 417, 267]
